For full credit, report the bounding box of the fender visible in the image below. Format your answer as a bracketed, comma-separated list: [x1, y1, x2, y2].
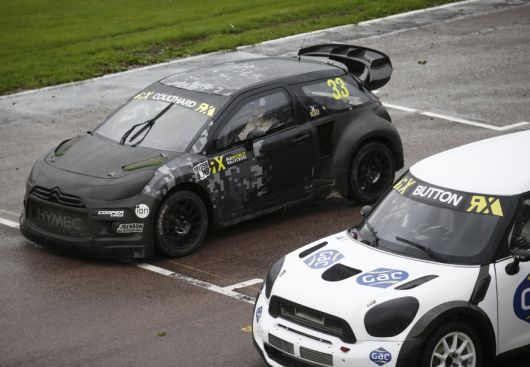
[332, 105, 404, 197]
[395, 301, 497, 367]
[142, 154, 217, 199]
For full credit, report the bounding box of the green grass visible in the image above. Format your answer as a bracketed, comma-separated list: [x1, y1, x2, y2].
[0, 0, 455, 95]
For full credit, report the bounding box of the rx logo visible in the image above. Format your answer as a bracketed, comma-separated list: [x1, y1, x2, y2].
[514, 274, 530, 323]
[369, 347, 392, 366]
[467, 195, 504, 217]
[209, 156, 226, 174]
[194, 102, 216, 116]
[304, 250, 344, 270]
[357, 268, 409, 289]
[393, 177, 416, 195]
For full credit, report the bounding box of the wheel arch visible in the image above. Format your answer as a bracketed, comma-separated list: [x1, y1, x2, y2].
[334, 133, 403, 199]
[396, 301, 497, 367]
[158, 182, 214, 227]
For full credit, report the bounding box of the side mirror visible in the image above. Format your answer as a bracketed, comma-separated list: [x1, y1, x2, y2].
[360, 205, 373, 218]
[506, 247, 530, 276]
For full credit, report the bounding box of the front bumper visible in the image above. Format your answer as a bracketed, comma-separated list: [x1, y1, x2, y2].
[20, 188, 159, 260]
[253, 292, 407, 367]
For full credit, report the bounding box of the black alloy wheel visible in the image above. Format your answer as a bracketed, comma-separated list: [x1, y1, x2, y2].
[155, 190, 208, 257]
[348, 141, 395, 204]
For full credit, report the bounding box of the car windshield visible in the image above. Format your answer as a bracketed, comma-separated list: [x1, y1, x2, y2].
[95, 85, 226, 152]
[356, 173, 517, 264]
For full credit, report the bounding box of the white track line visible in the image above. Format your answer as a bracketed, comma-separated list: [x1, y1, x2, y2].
[223, 278, 263, 291]
[137, 263, 255, 304]
[382, 103, 418, 113]
[383, 103, 529, 131]
[0, 215, 255, 305]
[0, 217, 19, 229]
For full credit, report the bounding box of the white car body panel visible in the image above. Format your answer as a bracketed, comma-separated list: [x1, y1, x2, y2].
[254, 131, 530, 367]
[410, 130, 530, 196]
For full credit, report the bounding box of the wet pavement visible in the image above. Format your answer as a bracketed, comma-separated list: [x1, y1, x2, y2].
[1, 1, 529, 366]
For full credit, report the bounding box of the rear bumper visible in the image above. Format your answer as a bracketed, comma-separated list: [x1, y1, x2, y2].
[20, 190, 159, 260]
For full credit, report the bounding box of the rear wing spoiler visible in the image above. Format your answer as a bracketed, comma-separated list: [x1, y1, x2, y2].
[298, 44, 392, 90]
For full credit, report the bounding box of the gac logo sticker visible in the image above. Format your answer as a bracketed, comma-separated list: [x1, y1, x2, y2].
[369, 347, 392, 366]
[357, 268, 409, 289]
[514, 273, 530, 323]
[304, 250, 344, 270]
[255, 306, 263, 323]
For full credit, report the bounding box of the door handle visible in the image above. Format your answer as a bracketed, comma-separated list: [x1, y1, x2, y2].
[292, 134, 309, 144]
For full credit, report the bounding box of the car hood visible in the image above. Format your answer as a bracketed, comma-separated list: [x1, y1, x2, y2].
[45, 134, 181, 179]
[271, 231, 482, 341]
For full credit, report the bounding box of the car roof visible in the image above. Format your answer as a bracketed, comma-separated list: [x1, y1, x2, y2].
[160, 57, 340, 96]
[410, 130, 530, 196]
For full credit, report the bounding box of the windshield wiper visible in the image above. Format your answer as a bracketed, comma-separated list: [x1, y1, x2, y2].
[395, 236, 447, 262]
[363, 219, 379, 247]
[119, 103, 173, 146]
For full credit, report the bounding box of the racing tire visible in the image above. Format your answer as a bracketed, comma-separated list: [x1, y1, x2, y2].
[347, 141, 395, 204]
[420, 321, 482, 367]
[155, 190, 208, 257]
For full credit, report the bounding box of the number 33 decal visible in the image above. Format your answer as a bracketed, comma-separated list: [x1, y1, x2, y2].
[327, 77, 350, 100]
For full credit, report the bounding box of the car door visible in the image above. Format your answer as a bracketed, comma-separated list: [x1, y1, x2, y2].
[495, 196, 530, 354]
[210, 88, 314, 221]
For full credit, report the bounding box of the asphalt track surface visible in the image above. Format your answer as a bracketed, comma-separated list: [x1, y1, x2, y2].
[1, 1, 529, 366]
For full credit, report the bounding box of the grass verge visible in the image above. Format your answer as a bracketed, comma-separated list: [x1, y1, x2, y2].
[0, 0, 455, 95]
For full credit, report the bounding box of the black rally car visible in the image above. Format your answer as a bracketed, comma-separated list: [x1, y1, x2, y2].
[21, 44, 404, 259]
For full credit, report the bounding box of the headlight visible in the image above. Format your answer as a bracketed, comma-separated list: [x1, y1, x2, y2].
[364, 297, 419, 337]
[264, 256, 285, 298]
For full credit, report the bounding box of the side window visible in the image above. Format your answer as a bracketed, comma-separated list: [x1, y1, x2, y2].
[215, 90, 293, 150]
[514, 199, 530, 244]
[295, 75, 371, 119]
[501, 198, 530, 259]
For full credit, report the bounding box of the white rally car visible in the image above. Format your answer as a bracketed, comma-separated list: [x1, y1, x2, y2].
[253, 130, 530, 367]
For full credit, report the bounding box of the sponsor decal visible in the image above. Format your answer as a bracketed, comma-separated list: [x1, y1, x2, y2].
[369, 347, 392, 366]
[132, 90, 217, 116]
[357, 268, 409, 289]
[152, 93, 196, 108]
[393, 174, 506, 216]
[193, 161, 210, 181]
[256, 306, 263, 323]
[97, 210, 125, 218]
[36, 207, 82, 231]
[393, 176, 416, 195]
[411, 185, 463, 208]
[309, 105, 320, 118]
[209, 156, 226, 174]
[226, 151, 247, 165]
[467, 195, 503, 217]
[135, 204, 150, 219]
[194, 102, 216, 117]
[514, 273, 530, 323]
[117, 223, 144, 234]
[133, 91, 154, 100]
[304, 249, 344, 269]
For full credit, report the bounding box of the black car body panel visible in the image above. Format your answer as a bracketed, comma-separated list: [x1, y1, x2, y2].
[21, 46, 404, 259]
